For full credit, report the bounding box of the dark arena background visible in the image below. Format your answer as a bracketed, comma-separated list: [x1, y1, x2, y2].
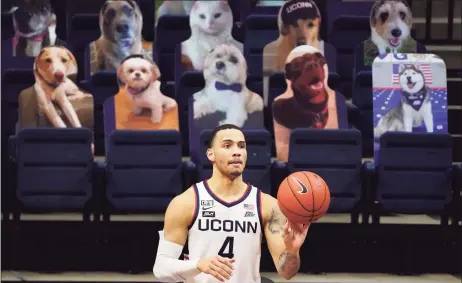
[1, 0, 461, 283]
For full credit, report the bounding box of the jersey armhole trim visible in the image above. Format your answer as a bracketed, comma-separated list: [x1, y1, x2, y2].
[188, 184, 200, 229]
[256, 189, 264, 233]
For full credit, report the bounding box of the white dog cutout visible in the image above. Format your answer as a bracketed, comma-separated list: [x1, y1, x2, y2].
[193, 44, 264, 127]
[117, 55, 177, 123]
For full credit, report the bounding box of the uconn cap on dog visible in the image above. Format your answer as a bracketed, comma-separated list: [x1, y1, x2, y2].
[281, 0, 320, 25]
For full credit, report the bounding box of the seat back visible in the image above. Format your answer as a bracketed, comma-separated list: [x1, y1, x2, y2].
[16, 128, 93, 211]
[197, 129, 272, 194]
[328, 16, 370, 98]
[177, 72, 205, 155]
[287, 129, 363, 212]
[69, 14, 101, 82]
[106, 130, 183, 212]
[376, 132, 453, 213]
[244, 15, 279, 77]
[154, 16, 191, 82]
[90, 72, 119, 155]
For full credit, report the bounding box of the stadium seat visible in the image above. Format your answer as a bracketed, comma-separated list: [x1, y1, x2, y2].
[373, 132, 453, 222]
[196, 129, 273, 195]
[14, 128, 94, 217]
[328, 16, 370, 99]
[90, 72, 119, 156]
[68, 14, 101, 83]
[285, 128, 364, 219]
[177, 72, 206, 155]
[136, 0, 156, 42]
[105, 130, 183, 213]
[154, 16, 191, 82]
[244, 15, 279, 77]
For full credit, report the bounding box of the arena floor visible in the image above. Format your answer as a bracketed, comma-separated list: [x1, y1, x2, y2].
[1, 271, 461, 283]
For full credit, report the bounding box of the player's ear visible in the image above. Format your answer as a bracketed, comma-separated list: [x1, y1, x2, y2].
[206, 148, 215, 162]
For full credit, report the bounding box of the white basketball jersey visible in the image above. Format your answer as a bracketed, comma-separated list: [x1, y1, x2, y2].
[186, 181, 263, 283]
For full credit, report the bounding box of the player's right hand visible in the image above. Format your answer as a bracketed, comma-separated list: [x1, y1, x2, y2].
[196, 255, 235, 282]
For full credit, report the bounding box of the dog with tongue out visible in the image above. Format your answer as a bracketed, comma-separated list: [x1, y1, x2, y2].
[363, 0, 420, 66]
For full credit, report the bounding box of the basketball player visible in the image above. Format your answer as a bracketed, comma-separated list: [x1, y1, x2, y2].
[153, 124, 310, 282]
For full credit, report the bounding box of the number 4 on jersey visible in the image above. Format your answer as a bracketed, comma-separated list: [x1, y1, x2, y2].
[218, 236, 234, 258]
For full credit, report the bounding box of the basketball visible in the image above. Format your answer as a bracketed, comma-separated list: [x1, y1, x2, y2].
[277, 171, 331, 224]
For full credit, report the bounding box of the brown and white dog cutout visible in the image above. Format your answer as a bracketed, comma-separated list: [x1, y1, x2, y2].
[263, 0, 324, 74]
[117, 55, 177, 123]
[32, 46, 92, 128]
[90, 0, 150, 73]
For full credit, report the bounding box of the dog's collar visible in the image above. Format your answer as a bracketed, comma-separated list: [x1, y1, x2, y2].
[293, 95, 329, 128]
[127, 84, 150, 96]
[402, 88, 427, 111]
[215, 81, 243, 93]
[13, 31, 47, 50]
[34, 69, 59, 88]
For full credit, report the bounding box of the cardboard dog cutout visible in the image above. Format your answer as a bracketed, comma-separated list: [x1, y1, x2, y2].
[273, 45, 341, 162]
[189, 44, 264, 160]
[90, 0, 152, 74]
[104, 54, 179, 132]
[363, 0, 419, 67]
[180, 0, 243, 72]
[18, 46, 94, 131]
[263, 0, 325, 75]
[6, 0, 59, 57]
[372, 53, 448, 160]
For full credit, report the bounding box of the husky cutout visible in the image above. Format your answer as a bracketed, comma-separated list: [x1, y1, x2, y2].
[374, 64, 433, 138]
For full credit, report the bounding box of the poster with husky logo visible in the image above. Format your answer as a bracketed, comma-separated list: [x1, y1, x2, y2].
[372, 53, 448, 159]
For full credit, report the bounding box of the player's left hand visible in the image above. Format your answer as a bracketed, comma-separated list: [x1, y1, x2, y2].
[282, 222, 310, 253]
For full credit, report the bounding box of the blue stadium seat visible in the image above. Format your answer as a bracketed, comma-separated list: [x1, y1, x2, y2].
[154, 16, 191, 82]
[328, 16, 370, 99]
[15, 128, 94, 215]
[89, 72, 119, 155]
[68, 14, 101, 83]
[244, 15, 279, 76]
[177, 72, 205, 155]
[136, 0, 156, 41]
[197, 129, 273, 194]
[286, 128, 364, 218]
[374, 132, 453, 220]
[105, 130, 183, 213]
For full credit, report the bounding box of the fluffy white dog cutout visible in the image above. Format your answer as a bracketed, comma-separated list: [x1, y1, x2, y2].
[117, 55, 177, 123]
[181, 0, 243, 71]
[193, 44, 264, 127]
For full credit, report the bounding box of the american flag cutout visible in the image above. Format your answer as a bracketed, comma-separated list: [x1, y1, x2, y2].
[244, 204, 254, 210]
[392, 63, 433, 85]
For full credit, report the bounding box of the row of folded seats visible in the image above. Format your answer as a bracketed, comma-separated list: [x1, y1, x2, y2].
[2, 68, 461, 160]
[4, 127, 462, 225]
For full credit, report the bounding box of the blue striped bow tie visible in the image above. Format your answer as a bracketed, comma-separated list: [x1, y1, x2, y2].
[215, 81, 243, 93]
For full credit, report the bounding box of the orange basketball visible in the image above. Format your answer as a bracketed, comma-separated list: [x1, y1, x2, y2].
[277, 171, 330, 224]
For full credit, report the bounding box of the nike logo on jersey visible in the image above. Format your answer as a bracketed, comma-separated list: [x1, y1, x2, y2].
[292, 176, 308, 194]
[202, 206, 215, 210]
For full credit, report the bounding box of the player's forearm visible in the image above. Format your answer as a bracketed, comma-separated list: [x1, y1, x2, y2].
[277, 250, 300, 280]
[153, 231, 201, 282]
[153, 254, 200, 282]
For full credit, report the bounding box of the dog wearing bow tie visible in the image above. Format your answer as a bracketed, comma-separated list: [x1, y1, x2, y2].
[193, 44, 264, 127]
